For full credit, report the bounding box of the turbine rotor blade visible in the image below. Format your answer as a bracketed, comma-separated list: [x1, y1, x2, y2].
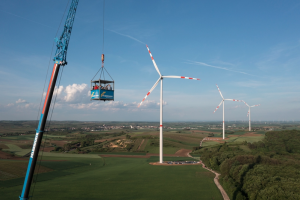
[138, 77, 161, 107]
[242, 100, 250, 107]
[146, 45, 161, 77]
[251, 104, 260, 107]
[225, 99, 242, 102]
[162, 75, 200, 80]
[216, 84, 224, 99]
[213, 100, 223, 113]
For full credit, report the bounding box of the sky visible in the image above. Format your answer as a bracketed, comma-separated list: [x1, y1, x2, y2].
[0, 0, 300, 122]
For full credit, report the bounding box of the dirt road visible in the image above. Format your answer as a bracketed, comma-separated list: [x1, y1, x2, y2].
[200, 162, 230, 200]
[195, 140, 230, 200]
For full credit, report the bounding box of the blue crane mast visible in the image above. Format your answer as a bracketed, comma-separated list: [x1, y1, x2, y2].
[19, 1, 79, 199]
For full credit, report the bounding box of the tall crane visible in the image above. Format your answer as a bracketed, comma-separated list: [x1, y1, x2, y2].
[19, 1, 79, 199]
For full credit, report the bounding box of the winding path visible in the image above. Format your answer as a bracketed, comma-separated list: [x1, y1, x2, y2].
[191, 138, 230, 200]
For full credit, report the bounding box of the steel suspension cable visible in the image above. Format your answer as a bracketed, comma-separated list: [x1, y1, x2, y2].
[104, 67, 113, 80]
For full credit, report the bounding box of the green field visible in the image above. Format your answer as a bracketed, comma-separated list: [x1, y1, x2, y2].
[201, 135, 265, 148]
[2, 144, 31, 156]
[1, 156, 222, 200]
[228, 135, 264, 143]
[3, 120, 290, 199]
[3, 135, 35, 140]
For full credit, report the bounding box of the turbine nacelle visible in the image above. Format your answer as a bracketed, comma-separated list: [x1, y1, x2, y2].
[138, 45, 200, 108]
[213, 84, 242, 113]
[242, 100, 260, 116]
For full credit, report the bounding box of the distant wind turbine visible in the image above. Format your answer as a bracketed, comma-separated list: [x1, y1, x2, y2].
[138, 45, 200, 163]
[242, 101, 260, 131]
[213, 84, 242, 139]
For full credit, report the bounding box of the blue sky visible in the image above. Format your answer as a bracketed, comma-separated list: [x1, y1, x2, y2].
[1, 0, 300, 121]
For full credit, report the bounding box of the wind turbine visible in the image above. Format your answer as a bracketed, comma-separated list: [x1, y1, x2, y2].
[213, 84, 241, 140]
[138, 45, 200, 164]
[242, 101, 260, 131]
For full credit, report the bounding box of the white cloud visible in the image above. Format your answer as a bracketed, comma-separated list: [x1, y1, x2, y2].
[67, 100, 166, 112]
[47, 83, 89, 104]
[1, 102, 38, 112]
[16, 99, 26, 103]
[64, 83, 88, 103]
[53, 85, 64, 96]
[139, 100, 167, 109]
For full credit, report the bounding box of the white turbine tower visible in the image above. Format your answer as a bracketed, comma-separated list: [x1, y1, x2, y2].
[213, 84, 241, 140]
[242, 101, 260, 131]
[138, 45, 200, 164]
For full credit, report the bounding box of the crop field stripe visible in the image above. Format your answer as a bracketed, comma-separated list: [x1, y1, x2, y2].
[139, 139, 148, 151]
[3, 144, 23, 151]
[0, 160, 53, 181]
[132, 139, 143, 151]
[163, 137, 198, 147]
[0, 144, 9, 149]
[38, 152, 101, 158]
[94, 152, 147, 155]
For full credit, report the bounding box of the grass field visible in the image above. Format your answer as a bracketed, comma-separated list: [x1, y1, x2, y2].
[201, 135, 265, 148]
[201, 141, 220, 147]
[144, 144, 181, 154]
[2, 144, 31, 156]
[1, 156, 222, 200]
[3, 135, 35, 140]
[230, 135, 264, 143]
[0, 160, 53, 181]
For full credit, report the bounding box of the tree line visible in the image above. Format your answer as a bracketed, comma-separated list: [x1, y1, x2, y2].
[200, 130, 300, 200]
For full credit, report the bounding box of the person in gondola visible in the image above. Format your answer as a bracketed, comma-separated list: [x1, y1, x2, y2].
[94, 84, 99, 90]
[107, 84, 112, 90]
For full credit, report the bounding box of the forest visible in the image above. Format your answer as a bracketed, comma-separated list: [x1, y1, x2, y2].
[200, 130, 300, 200]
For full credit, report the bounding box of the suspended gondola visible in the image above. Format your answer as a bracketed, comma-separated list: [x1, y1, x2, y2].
[91, 54, 114, 101]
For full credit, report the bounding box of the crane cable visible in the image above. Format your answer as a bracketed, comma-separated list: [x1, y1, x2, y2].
[30, 0, 70, 198]
[101, 0, 105, 81]
[91, 0, 113, 82]
[102, 0, 105, 54]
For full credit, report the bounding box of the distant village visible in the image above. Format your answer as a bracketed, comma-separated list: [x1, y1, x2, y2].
[46, 123, 279, 133]
[48, 124, 199, 132]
